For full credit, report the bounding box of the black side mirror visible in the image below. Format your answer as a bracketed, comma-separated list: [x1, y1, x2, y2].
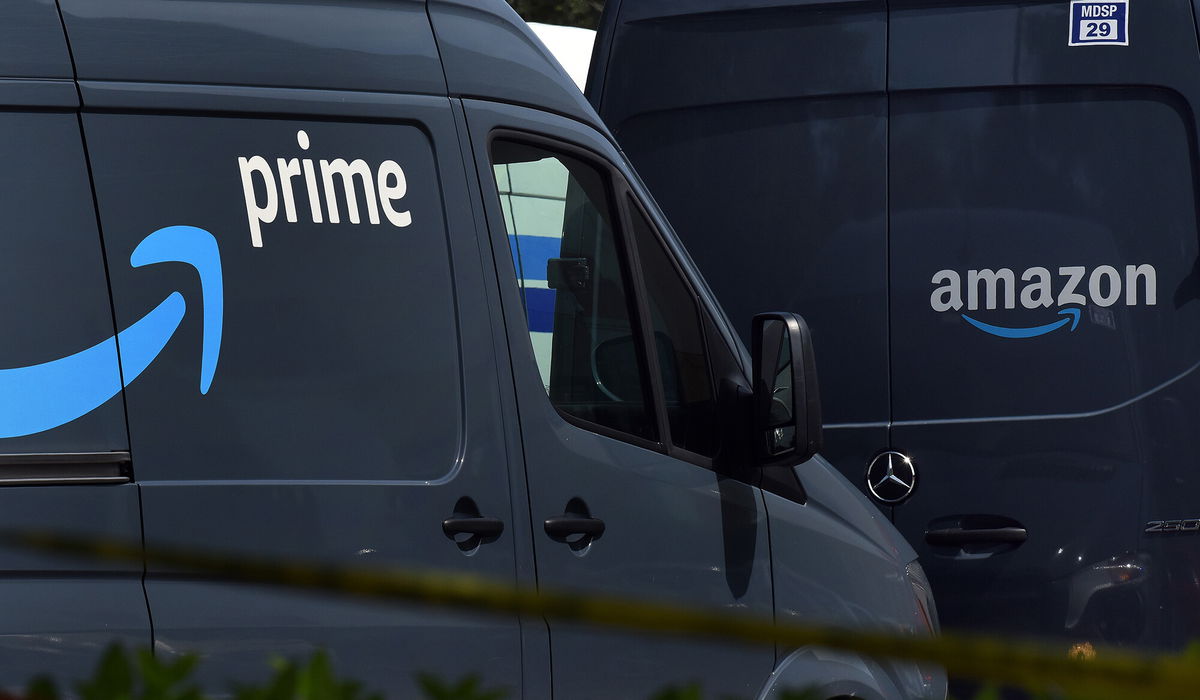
[751, 312, 822, 466]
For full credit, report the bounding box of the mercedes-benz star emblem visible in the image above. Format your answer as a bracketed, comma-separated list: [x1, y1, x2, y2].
[865, 451, 917, 504]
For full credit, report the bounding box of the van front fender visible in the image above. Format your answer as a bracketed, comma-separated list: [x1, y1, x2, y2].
[755, 646, 936, 700]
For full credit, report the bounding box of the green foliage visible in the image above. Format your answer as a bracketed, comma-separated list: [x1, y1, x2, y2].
[0, 644, 1156, 700]
[648, 684, 702, 700]
[506, 0, 605, 29]
[135, 650, 202, 700]
[23, 676, 58, 700]
[22, 645, 203, 700]
[17, 645, 380, 700]
[414, 673, 508, 700]
[233, 652, 381, 700]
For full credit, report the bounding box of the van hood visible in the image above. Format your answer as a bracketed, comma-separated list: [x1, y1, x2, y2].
[795, 454, 917, 566]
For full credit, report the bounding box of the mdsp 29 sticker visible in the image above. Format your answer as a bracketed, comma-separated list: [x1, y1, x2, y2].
[1069, 1, 1128, 46]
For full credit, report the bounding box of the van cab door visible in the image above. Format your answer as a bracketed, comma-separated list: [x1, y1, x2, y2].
[462, 100, 776, 699]
[0, 0, 149, 686]
[889, 0, 1200, 647]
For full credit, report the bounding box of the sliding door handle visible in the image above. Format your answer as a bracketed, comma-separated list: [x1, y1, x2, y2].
[925, 526, 1027, 546]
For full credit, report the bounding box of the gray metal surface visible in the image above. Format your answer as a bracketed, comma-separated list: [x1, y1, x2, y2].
[58, 0, 445, 95]
[0, 0, 73, 79]
[78, 88, 522, 693]
[0, 83, 148, 687]
[429, 0, 605, 131]
[766, 455, 940, 699]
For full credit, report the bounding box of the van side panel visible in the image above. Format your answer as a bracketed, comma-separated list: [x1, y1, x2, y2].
[0, 0, 73, 79]
[589, 0, 891, 496]
[0, 86, 150, 686]
[78, 92, 522, 693]
[57, 0, 446, 95]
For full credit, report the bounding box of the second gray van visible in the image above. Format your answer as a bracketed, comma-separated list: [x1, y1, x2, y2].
[588, 0, 1200, 661]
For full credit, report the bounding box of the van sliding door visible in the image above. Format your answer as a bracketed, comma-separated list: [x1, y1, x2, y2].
[58, 1, 523, 693]
[0, 2, 149, 683]
[78, 104, 522, 694]
[888, 0, 1200, 649]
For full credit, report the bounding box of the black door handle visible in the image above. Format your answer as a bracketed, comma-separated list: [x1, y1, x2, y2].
[442, 516, 504, 539]
[925, 526, 1027, 546]
[544, 515, 605, 541]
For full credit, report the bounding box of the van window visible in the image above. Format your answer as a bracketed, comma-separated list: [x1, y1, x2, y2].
[491, 140, 656, 441]
[627, 197, 718, 457]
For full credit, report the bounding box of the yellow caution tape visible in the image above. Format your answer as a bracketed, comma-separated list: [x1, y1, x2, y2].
[3, 530, 1197, 700]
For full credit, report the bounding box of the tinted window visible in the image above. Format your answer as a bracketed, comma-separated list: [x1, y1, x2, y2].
[492, 140, 656, 441]
[628, 198, 718, 456]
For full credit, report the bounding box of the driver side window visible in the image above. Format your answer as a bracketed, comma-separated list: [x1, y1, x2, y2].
[491, 139, 656, 442]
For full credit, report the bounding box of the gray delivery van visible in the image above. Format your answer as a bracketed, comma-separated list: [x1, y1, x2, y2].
[589, 0, 1200, 655]
[0, 0, 943, 698]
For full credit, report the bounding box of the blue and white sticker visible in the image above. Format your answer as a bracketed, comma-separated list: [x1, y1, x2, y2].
[1069, 1, 1128, 46]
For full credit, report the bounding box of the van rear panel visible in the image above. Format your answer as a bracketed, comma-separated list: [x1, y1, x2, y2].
[890, 0, 1200, 649]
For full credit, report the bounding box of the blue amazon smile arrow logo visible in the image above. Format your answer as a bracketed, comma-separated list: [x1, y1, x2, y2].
[961, 307, 1081, 339]
[0, 226, 223, 438]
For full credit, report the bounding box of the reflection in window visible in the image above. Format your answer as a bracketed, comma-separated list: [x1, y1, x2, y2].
[491, 140, 656, 441]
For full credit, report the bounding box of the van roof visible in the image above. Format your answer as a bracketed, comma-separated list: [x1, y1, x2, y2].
[430, 0, 601, 126]
[599, 0, 807, 24]
[588, 0, 879, 120]
[44, 0, 601, 128]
